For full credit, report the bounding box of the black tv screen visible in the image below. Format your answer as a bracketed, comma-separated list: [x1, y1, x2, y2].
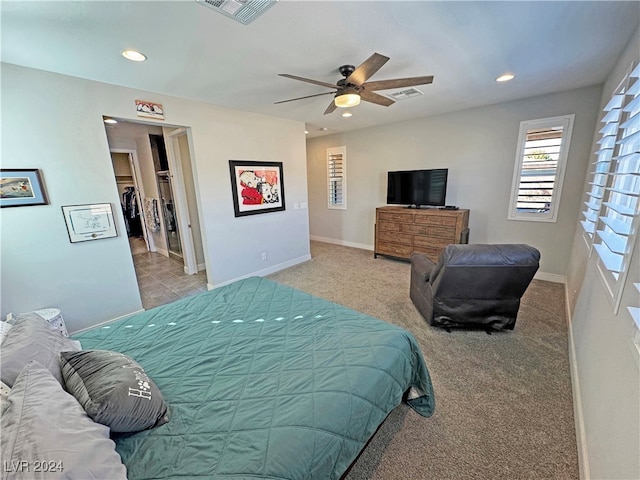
[387, 169, 448, 207]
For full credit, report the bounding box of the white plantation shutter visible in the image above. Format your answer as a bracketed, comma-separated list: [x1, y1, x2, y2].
[588, 62, 640, 312]
[581, 93, 623, 238]
[327, 146, 346, 210]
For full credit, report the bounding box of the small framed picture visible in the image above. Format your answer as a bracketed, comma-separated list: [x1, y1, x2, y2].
[229, 160, 285, 217]
[62, 203, 118, 243]
[135, 99, 164, 120]
[0, 169, 49, 208]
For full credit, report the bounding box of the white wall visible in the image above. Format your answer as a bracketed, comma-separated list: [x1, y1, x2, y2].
[306, 85, 601, 278]
[1, 63, 310, 332]
[566, 26, 640, 480]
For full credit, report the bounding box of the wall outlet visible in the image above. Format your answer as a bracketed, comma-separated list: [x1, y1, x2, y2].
[261, 252, 267, 261]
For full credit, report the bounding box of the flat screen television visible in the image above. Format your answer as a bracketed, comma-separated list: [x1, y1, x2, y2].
[387, 168, 448, 207]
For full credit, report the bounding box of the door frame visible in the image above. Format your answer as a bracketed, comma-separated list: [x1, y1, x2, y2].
[163, 127, 198, 275]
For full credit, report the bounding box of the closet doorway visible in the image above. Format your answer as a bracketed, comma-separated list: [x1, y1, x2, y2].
[105, 119, 207, 308]
[111, 149, 152, 255]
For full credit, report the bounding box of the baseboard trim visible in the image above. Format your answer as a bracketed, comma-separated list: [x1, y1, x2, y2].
[310, 235, 373, 252]
[209, 254, 312, 290]
[534, 271, 567, 284]
[565, 283, 590, 480]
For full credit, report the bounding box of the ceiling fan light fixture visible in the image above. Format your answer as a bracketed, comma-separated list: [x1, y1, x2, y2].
[334, 92, 360, 108]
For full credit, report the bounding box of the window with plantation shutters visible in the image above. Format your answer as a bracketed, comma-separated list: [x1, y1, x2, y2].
[581, 82, 624, 241]
[588, 62, 640, 312]
[508, 115, 574, 222]
[327, 146, 346, 210]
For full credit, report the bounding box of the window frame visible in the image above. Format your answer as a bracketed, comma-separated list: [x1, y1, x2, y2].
[327, 146, 347, 210]
[587, 62, 640, 313]
[507, 114, 575, 223]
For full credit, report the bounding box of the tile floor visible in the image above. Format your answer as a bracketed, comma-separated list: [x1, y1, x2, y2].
[132, 252, 208, 310]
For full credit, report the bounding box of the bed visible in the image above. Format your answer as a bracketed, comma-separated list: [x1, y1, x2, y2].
[3, 276, 435, 480]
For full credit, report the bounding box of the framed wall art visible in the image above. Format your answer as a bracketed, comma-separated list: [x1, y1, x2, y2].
[0, 169, 49, 208]
[229, 160, 285, 217]
[135, 99, 164, 120]
[62, 203, 118, 243]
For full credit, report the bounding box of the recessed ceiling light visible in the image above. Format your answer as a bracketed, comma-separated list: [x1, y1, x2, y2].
[121, 50, 147, 62]
[341, 111, 353, 118]
[320, 127, 328, 131]
[496, 73, 515, 82]
[103, 118, 118, 124]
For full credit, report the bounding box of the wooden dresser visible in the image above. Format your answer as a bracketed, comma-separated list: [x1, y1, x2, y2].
[374, 206, 469, 262]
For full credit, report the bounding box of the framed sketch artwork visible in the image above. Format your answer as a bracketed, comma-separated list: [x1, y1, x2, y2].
[0, 169, 49, 208]
[229, 160, 285, 217]
[62, 203, 118, 243]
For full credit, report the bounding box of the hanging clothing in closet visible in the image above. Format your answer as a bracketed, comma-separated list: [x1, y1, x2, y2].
[122, 187, 143, 237]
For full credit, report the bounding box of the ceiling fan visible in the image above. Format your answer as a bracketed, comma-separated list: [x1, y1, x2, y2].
[275, 53, 434, 115]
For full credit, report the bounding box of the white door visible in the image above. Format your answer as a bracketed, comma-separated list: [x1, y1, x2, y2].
[162, 127, 198, 275]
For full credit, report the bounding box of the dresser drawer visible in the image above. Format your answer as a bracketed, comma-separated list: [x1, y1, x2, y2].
[401, 224, 427, 235]
[414, 235, 451, 249]
[414, 215, 458, 227]
[377, 221, 400, 232]
[377, 230, 412, 245]
[376, 242, 413, 258]
[378, 212, 414, 223]
[425, 226, 456, 238]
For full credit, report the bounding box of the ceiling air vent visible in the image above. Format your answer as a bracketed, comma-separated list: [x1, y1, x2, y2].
[387, 88, 424, 101]
[196, 0, 276, 25]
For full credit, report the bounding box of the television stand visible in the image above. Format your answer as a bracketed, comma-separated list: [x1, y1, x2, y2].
[374, 206, 469, 262]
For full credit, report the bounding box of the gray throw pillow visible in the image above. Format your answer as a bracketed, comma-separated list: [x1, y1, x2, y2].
[1, 361, 127, 480]
[0, 313, 79, 387]
[60, 350, 169, 433]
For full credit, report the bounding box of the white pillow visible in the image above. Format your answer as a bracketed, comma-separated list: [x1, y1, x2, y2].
[1, 361, 127, 479]
[0, 313, 79, 387]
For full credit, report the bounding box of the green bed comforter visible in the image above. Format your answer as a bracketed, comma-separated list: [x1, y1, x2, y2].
[74, 277, 435, 479]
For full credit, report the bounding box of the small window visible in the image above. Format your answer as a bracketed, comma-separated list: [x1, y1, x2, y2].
[327, 146, 346, 210]
[508, 115, 575, 222]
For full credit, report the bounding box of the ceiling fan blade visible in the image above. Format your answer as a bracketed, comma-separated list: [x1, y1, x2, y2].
[362, 75, 434, 91]
[278, 73, 337, 90]
[324, 100, 338, 115]
[274, 91, 336, 105]
[345, 53, 390, 86]
[359, 90, 395, 107]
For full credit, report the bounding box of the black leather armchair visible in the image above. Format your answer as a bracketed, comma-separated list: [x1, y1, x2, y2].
[410, 244, 540, 331]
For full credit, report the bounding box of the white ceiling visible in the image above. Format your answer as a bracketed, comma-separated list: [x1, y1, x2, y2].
[2, 1, 638, 138]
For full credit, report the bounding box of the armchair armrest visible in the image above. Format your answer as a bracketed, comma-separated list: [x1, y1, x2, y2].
[410, 253, 436, 283]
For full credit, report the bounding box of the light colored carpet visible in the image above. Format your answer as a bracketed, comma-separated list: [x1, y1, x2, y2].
[268, 241, 579, 480]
